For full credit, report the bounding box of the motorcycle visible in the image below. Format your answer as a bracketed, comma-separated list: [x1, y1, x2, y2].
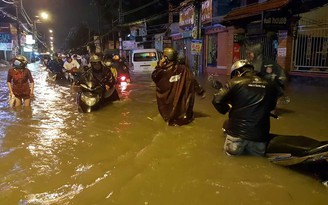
[112, 60, 131, 84]
[76, 69, 118, 113]
[64, 67, 81, 86]
[117, 73, 130, 84]
[209, 75, 328, 186]
[46, 69, 66, 82]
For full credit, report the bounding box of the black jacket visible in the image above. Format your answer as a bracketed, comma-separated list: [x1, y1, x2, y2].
[212, 72, 278, 142]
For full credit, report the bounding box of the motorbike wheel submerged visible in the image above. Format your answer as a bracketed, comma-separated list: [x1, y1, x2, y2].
[266, 134, 328, 186]
[77, 81, 103, 113]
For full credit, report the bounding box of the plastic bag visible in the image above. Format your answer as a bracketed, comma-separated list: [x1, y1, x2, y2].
[9, 95, 16, 108]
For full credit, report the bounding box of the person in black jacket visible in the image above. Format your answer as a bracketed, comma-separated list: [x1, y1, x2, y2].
[47, 53, 65, 80]
[212, 59, 278, 156]
[86, 54, 119, 102]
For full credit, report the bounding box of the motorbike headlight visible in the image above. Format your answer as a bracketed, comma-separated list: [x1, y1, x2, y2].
[81, 92, 100, 106]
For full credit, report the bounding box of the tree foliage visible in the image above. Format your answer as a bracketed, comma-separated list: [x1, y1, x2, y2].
[62, 22, 92, 54]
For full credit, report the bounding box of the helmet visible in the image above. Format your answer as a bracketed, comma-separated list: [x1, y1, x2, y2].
[90, 54, 103, 70]
[89, 54, 102, 63]
[13, 55, 28, 69]
[102, 60, 112, 67]
[163, 48, 177, 62]
[112, 54, 120, 61]
[230, 59, 254, 78]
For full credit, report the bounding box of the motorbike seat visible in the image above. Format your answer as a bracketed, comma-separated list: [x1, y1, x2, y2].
[267, 135, 328, 157]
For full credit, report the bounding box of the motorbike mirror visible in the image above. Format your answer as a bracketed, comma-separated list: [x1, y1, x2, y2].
[208, 75, 223, 90]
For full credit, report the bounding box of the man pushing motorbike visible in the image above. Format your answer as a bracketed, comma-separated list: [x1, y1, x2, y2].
[212, 59, 278, 156]
[86, 54, 119, 102]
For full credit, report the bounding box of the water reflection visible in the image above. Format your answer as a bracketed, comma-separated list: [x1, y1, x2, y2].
[0, 64, 327, 204]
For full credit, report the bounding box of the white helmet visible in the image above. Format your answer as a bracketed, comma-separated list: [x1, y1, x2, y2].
[230, 59, 253, 78]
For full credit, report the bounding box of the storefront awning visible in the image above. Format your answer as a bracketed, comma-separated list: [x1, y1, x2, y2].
[223, 0, 290, 22]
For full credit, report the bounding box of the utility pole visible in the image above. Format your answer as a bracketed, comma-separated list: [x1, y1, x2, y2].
[15, 0, 22, 55]
[168, 2, 173, 24]
[192, 0, 202, 76]
[97, 2, 102, 51]
[118, 0, 123, 57]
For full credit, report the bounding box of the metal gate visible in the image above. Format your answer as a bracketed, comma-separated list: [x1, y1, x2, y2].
[240, 34, 277, 62]
[292, 26, 328, 72]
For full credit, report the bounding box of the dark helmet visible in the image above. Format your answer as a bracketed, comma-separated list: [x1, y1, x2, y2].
[90, 54, 103, 70]
[89, 54, 102, 63]
[163, 47, 177, 62]
[13, 55, 28, 69]
[66, 54, 72, 61]
[230, 59, 254, 78]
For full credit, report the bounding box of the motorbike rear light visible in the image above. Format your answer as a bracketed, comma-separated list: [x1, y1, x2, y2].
[120, 75, 126, 82]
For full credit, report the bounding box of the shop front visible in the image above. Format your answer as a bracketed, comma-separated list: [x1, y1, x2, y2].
[203, 24, 233, 76]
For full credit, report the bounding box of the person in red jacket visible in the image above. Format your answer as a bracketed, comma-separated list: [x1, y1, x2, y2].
[7, 55, 34, 107]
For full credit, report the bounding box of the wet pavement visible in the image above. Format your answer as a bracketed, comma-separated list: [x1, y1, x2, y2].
[0, 62, 327, 205]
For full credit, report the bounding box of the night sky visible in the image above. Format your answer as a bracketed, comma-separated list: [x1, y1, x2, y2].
[19, 0, 184, 50]
[23, 0, 98, 49]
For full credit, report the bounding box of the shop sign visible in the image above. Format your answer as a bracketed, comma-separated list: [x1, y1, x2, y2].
[179, 5, 194, 27]
[0, 43, 12, 51]
[0, 33, 11, 43]
[0, 26, 10, 33]
[201, 0, 212, 24]
[191, 39, 202, 55]
[182, 30, 192, 38]
[233, 43, 241, 62]
[123, 40, 137, 50]
[263, 11, 290, 30]
[278, 47, 287, 57]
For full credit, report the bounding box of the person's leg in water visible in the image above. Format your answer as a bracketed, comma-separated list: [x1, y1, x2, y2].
[224, 134, 246, 156]
[23, 98, 31, 107]
[245, 140, 266, 157]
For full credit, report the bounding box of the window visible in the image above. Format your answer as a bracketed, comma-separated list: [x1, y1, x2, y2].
[207, 34, 217, 66]
[133, 52, 157, 62]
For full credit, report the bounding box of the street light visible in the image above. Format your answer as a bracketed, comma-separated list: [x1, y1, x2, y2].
[32, 11, 50, 52]
[40, 12, 49, 20]
[49, 29, 54, 52]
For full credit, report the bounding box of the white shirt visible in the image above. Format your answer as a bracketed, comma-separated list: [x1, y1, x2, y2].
[63, 59, 80, 71]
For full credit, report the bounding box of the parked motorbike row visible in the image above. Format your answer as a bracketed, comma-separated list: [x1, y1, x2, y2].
[45, 58, 131, 113]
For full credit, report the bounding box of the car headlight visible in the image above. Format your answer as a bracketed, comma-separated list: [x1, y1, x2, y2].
[81, 92, 100, 106]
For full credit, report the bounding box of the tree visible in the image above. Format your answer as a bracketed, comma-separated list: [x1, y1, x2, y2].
[62, 22, 92, 54]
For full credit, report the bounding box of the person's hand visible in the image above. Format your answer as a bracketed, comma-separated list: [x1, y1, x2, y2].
[201, 92, 206, 99]
[30, 92, 34, 99]
[271, 74, 277, 81]
[105, 85, 110, 91]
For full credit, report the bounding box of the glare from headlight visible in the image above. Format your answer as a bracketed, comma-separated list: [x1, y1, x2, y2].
[81, 93, 100, 106]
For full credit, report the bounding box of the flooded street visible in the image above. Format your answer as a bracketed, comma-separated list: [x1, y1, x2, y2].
[0, 63, 327, 205]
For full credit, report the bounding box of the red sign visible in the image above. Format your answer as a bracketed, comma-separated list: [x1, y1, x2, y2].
[233, 43, 241, 62]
